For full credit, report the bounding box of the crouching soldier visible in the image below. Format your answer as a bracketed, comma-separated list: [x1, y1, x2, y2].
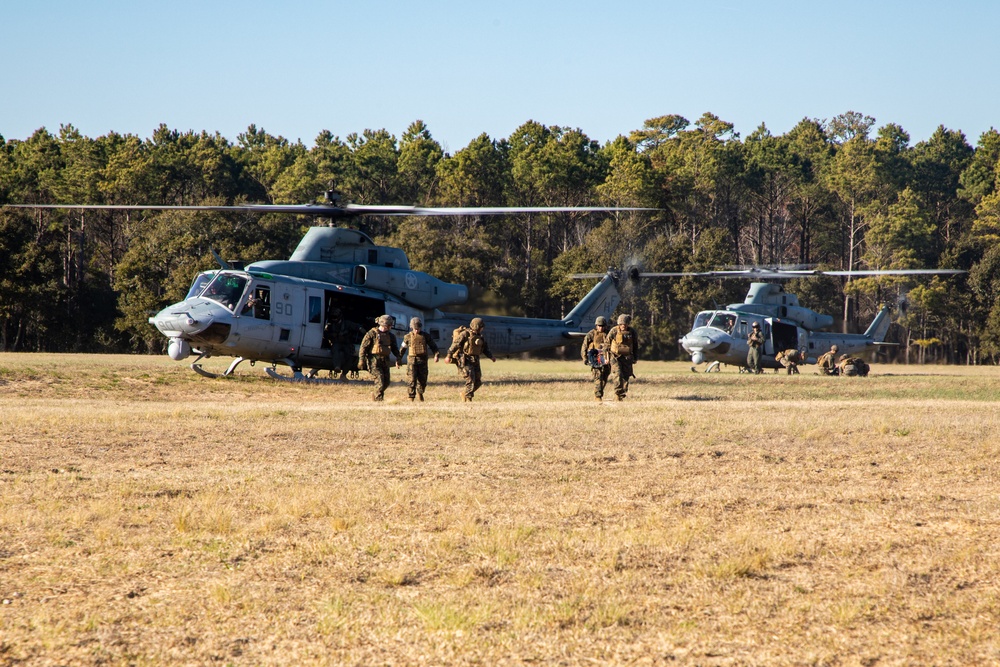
[358, 315, 400, 401]
[775, 348, 805, 375]
[399, 317, 440, 401]
[837, 355, 870, 377]
[817, 345, 840, 376]
[581, 316, 611, 401]
[445, 317, 495, 402]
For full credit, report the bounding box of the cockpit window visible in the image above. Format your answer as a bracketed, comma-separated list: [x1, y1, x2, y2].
[709, 313, 737, 332]
[693, 312, 713, 329]
[202, 273, 248, 311]
[186, 272, 217, 300]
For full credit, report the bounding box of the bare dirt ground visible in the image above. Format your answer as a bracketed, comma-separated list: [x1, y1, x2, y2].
[2, 353, 1000, 665]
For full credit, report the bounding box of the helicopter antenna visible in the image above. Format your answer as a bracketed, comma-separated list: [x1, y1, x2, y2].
[210, 249, 231, 270]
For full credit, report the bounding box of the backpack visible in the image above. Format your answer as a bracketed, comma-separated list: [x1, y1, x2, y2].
[448, 326, 470, 364]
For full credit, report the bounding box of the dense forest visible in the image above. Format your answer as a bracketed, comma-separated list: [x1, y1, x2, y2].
[2, 111, 1000, 362]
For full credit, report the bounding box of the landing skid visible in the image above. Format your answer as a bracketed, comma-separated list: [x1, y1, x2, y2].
[191, 355, 247, 379]
[265, 359, 341, 384]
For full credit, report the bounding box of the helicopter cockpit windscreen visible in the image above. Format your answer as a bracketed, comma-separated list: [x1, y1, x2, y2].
[185, 272, 217, 300]
[693, 311, 737, 333]
[201, 273, 248, 311]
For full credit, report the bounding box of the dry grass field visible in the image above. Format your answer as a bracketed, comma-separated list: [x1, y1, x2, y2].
[2, 352, 1000, 666]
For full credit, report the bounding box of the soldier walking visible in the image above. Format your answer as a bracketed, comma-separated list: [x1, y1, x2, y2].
[581, 315, 612, 401]
[358, 315, 401, 401]
[445, 317, 496, 402]
[607, 314, 638, 401]
[323, 308, 364, 380]
[399, 317, 440, 401]
[747, 322, 764, 374]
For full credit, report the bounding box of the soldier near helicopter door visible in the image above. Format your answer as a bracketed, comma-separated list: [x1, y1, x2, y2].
[399, 317, 440, 401]
[445, 317, 496, 402]
[747, 322, 765, 373]
[775, 348, 804, 375]
[607, 314, 638, 401]
[358, 315, 401, 401]
[324, 308, 364, 380]
[581, 316, 611, 401]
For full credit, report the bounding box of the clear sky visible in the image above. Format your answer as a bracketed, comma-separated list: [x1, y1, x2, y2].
[3, 0, 998, 153]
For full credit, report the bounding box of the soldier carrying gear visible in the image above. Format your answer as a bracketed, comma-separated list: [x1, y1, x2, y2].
[399, 316, 440, 401]
[837, 354, 870, 377]
[607, 314, 638, 401]
[581, 315, 612, 401]
[775, 348, 803, 375]
[358, 314, 401, 401]
[746, 322, 765, 374]
[817, 345, 840, 376]
[445, 317, 496, 402]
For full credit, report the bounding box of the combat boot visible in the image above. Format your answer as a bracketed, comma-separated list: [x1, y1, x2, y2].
[418, 393, 424, 402]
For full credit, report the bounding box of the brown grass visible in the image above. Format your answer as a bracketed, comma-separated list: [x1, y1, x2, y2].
[2, 353, 1000, 665]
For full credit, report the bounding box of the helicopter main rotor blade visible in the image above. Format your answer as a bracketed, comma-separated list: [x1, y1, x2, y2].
[571, 268, 966, 280]
[7, 203, 657, 217]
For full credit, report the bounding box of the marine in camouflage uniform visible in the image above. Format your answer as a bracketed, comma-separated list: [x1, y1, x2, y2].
[399, 317, 440, 401]
[816, 345, 839, 376]
[358, 315, 401, 401]
[581, 316, 612, 401]
[775, 348, 804, 375]
[607, 314, 638, 401]
[746, 322, 765, 374]
[445, 317, 496, 402]
[323, 308, 364, 380]
[837, 354, 870, 377]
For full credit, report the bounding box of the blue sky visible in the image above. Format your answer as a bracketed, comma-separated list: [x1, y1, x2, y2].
[3, 0, 998, 153]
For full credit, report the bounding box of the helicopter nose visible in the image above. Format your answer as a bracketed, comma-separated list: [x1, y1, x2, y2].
[148, 298, 227, 338]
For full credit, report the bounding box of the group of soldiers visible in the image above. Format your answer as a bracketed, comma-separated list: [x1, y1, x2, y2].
[748, 330, 871, 377]
[350, 314, 495, 402]
[346, 313, 637, 403]
[344, 309, 872, 402]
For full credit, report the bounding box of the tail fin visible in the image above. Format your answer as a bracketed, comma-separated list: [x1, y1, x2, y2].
[864, 305, 892, 342]
[563, 273, 621, 329]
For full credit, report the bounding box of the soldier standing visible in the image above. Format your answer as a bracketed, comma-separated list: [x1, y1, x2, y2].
[581, 315, 612, 402]
[607, 314, 638, 401]
[445, 317, 496, 402]
[399, 317, 440, 401]
[817, 344, 839, 375]
[358, 315, 401, 401]
[324, 308, 364, 380]
[747, 322, 765, 374]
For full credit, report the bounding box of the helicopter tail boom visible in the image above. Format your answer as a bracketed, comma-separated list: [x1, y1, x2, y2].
[864, 305, 893, 342]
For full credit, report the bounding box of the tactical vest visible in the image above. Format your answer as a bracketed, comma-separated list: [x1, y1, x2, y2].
[610, 329, 633, 357]
[372, 330, 391, 357]
[409, 332, 428, 356]
[464, 332, 486, 356]
[589, 331, 607, 351]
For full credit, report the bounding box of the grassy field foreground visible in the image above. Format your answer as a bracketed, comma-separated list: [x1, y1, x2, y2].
[2, 353, 1000, 665]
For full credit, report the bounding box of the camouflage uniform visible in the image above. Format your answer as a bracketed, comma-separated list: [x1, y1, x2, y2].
[837, 355, 870, 377]
[747, 324, 765, 374]
[446, 318, 495, 402]
[324, 311, 364, 379]
[817, 346, 839, 376]
[358, 316, 400, 401]
[607, 315, 638, 401]
[400, 318, 440, 401]
[581, 316, 611, 401]
[775, 348, 803, 375]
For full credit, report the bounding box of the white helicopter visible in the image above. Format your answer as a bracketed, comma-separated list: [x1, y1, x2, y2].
[11, 197, 642, 380]
[669, 267, 965, 372]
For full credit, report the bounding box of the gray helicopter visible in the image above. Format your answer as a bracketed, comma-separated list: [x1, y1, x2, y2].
[12, 197, 640, 380]
[670, 267, 965, 372]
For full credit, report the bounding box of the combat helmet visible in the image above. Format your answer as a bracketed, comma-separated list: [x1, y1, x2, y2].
[470, 317, 485, 331]
[595, 316, 608, 327]
[377, 315, 394, 327]
[830, 344, 839, 353]
[617, 314, 631, 326]
[410, 317, 423, 329]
